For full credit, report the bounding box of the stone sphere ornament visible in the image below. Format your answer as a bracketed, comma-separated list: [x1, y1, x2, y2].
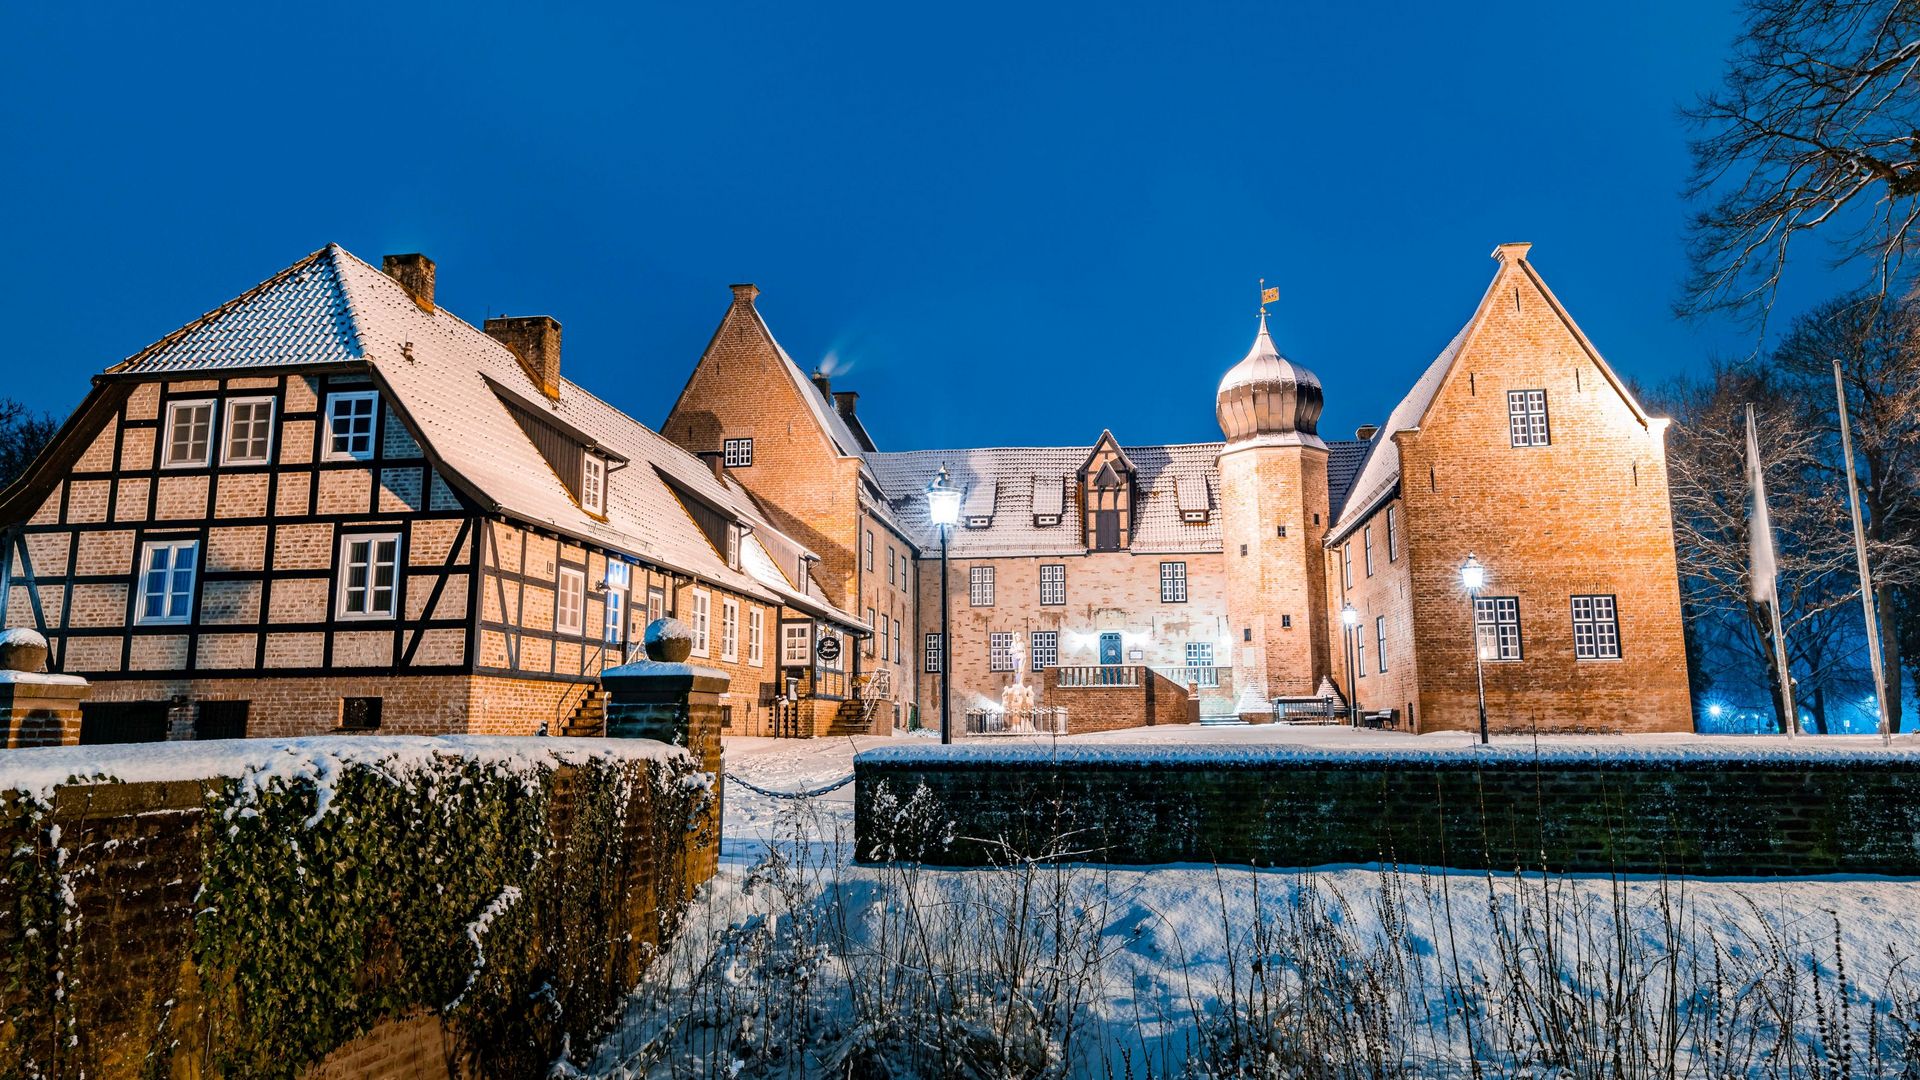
[643, 618, 694, 663]
[0, 627, 49, 673]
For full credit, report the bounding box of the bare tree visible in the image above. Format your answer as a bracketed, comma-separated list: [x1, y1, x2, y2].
[1683, 0, 1920, 323]
[1772, 290, 1920, 729]
[1662, 365, 1862, 730]
[0, 399, 56, 492]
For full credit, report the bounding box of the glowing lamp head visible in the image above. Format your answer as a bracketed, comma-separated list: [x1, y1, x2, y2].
[925, 465, 962, 528]
[1708, 703, 1724, 719]
[1340, 603, 1359, 627]
[1460, 553, 1487, 592]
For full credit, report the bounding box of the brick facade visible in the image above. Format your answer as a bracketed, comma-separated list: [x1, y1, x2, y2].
[1328, 246, 1690, 734]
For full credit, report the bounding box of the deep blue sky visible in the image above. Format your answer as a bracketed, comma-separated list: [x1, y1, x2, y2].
[0, 3, 1826, 451]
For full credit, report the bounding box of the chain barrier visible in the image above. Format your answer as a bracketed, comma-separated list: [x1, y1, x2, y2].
[723, 771, 857, 800]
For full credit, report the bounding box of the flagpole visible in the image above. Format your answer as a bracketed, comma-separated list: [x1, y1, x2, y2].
[1833, 360, 1893, 746]
[1748, 404, 1798, 738]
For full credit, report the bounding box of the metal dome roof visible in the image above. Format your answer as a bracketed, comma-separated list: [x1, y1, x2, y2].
[1215, 313, 1324, 443]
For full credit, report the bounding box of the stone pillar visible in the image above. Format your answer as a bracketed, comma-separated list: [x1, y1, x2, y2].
[0, 628, 88, 747]
[600, 619, 726, 881]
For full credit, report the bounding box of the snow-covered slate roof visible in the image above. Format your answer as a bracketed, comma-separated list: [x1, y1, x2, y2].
[1327, 323, 1469, 541]
[110, 249, 362, 374]
[868, 442, 1225, 557]
[1030, 475, 1064, 517]
[107, 244, 863, 629]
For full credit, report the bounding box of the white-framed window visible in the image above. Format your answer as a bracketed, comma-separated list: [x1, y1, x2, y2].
[556, 567, 585, 635]
[221, 397, 276, 465]
[865, 607, 877, 655]
[865, 530, 875, 571]
[1363, 525, 1375, 577]
[647, 586, 666, 624]
[782, 622, 812, 666]
[1031, 630, 1059, 670]
[1039, 564, 1065, 606]
[1571, 595, 1621, 659]
[1386, 505, 1400, 562]
[969, 566, 994, 606]
[1159, 561, 1188, 603]
[1475, 596, 1523, 660]
[924, 632, 943, 673]
[581, 454, 607, 516]
[336, 532, 401, 619]
[721, 598, 740, 662]
[1509, 389, 1550, 447]
[136, 539, 198, 624]
[1376, 615, 1388, 672]
[723, 437, 753, 467]
[725, 525, 740, 568]
[989, 632, 1016, 672]
[1342, 542, 1353, 589]
[323, 391, 380, 461]
[747, 607, 765, 666]
[879, 613, 890, 661]
[604, 586, 625, 645]
[689, 589, 711, 657]
[162, 399, 215, 468]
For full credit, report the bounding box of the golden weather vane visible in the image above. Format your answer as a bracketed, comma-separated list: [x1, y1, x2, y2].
[1259, 278, 1278, 316]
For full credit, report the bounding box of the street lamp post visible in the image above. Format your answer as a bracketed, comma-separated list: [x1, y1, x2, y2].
[1461, 552, 1489, 745]
[925, 466, 962, 745]
[1339, 602, 1360, 727]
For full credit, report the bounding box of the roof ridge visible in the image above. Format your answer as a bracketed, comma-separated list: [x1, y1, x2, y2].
[107, 245, 348, 374]
[323, 244, 370, 358]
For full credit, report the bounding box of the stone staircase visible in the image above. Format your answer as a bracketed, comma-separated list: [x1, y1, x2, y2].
[559, 686, 609, 738]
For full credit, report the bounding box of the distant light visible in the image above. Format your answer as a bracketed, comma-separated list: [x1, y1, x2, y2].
[1340, 602, 1359, 627]
[1708, 703, 1724, 718]
[926, 465, 962, 527]
[1461, 553, 1487, 592]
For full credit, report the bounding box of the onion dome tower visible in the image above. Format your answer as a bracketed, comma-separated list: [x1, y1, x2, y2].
[1215, 305, 1333, 719]
[1216, 311, 1326, 445]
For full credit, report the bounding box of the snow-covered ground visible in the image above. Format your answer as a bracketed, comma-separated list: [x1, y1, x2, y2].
[581, 726, 1920, 1076]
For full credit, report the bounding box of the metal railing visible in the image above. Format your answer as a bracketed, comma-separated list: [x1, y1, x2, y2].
[964, 707, 1069, 736]
[1057, 665, 1139, 688]
[1274, 696, 1341, 723]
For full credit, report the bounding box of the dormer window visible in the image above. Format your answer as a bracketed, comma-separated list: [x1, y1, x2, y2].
[1034, 515, 1061, 527]
[961, 479, 998, 529]
[582, 454, 607, 515]
[1031, 475, 1065, 528]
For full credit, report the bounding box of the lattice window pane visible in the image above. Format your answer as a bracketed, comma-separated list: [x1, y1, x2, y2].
[989, 632, 1016, 672]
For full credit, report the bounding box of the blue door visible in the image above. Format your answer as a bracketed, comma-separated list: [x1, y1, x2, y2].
[1099, 632, 1122, 665]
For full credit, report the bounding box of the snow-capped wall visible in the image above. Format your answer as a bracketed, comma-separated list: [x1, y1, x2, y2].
[852, 740, 1920, 875]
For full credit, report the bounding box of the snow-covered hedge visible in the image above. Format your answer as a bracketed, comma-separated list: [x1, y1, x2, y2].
[0, 735, 715, 1079]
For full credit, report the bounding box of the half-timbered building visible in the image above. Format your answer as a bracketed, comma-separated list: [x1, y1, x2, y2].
[0, 245, 867, 742]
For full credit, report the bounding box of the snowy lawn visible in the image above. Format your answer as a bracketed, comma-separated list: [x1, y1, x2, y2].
[579, 727, 1920, 1077]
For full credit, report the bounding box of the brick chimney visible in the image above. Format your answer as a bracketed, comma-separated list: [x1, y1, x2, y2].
[730, 282, 760, 306]
[811, 369, 831, 399]
[484, 315, 563, 399]
[833, 390, 858, 420]
[696, 450, 727, 483]
[382, 253, 436, 313]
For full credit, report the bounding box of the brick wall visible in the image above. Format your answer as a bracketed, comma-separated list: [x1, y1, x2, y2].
[854, 746, 1920, 874]
[0, 741, 716, 1078]
[1039, 666, 1192, 734]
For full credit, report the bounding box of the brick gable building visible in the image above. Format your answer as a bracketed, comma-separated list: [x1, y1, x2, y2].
[671, 243, 1691, 734]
